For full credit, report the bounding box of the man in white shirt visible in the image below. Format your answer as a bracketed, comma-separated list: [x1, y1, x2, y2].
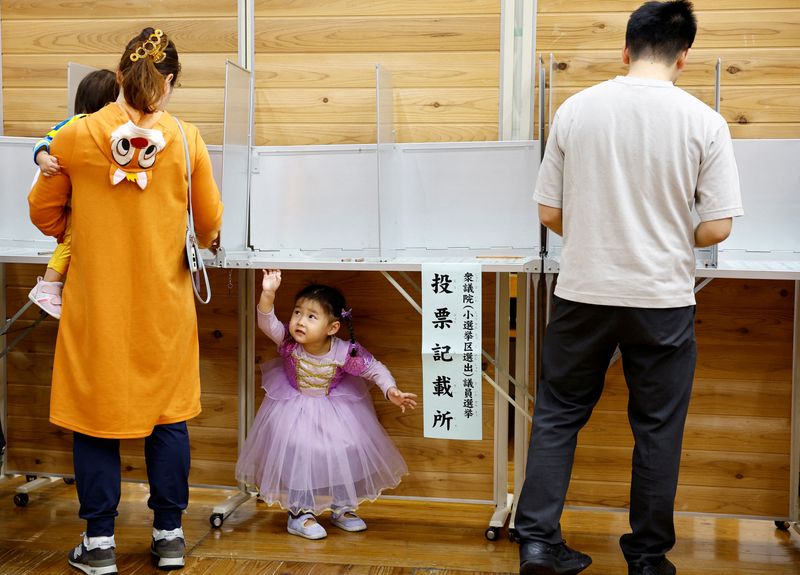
[515, 2, 743, 575]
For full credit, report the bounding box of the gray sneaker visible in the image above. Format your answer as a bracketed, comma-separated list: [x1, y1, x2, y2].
[151, 527, 186, 570]
[67, 535, 118, 575]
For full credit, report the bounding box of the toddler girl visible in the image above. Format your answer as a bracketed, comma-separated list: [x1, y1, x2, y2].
[236, 269, 417, 539]
[28, 69, 118, 318]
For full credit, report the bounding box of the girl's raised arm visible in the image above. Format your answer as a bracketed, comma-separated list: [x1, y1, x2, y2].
[256, 269, 286, 345]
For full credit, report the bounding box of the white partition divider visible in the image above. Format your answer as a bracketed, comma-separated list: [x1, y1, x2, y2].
[701, 139, 800, 279]
[543, 139, 800, 279]
[0, 137, 53, 262]
[376, 64, 394, 261]
[0, 139, 223, 265]
[378, 141, 540, 259]
[208, 147, 223, 189]
[219, 60, 253, 256]
[722, 140, 800, 254]
[67, 63, 100, 117]
[249, 144, 380, 259]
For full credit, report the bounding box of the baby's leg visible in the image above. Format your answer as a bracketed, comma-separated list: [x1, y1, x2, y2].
[31, 218, 71, 318]
[43, 267, 65, 282]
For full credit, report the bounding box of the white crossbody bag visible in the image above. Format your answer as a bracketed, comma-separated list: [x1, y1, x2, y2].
[174, 117, 211, 304]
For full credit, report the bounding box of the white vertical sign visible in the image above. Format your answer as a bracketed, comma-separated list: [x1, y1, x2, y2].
[422, 263, 482, 440]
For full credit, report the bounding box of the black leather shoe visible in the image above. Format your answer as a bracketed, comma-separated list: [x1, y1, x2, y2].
[628, 557, 676, 575]
[519, 541, 592, 575]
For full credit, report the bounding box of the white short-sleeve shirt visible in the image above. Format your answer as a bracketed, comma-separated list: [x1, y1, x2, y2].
[535, 76, 743, 308]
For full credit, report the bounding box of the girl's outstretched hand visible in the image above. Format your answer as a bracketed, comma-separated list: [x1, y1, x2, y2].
[262, 269, 282, 294]
[387, 387, 417, 413]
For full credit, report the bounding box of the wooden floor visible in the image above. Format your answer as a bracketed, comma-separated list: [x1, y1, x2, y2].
[0, 475, 798, 574]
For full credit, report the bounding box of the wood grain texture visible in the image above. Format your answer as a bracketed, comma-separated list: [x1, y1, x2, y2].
[545, 48, 800, 87]
[537, 11, 800, 50]
[538, 0, 800, 12]
[1, 467, 799, 573]
[250, 3, 500, 145]
[545, 85, 800, 124]
[254, 88, 497, 124]
[0, 1, 237, 19]
[566, 479, 789, 518]
[254, 52, 499, 88]
[253, 123, 499, 146]
[2, 53, 234, 88]
[253, 0, 500, 17]
[4, 87, 225, 122]
[0, 19, 237, 54]
[254, 16, 500, 53]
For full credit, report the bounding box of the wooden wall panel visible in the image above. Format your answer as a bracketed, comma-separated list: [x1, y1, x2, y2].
[0, 1, 236, 19]
[253, 1, 498, 17]
[537, 4, 800, 139]
[254, 1, 500, 145]
[539, 0, 800, 10]
[0, 2, 237, 144]
[545, 49, 800, 87]
[537, 12, 800, 50]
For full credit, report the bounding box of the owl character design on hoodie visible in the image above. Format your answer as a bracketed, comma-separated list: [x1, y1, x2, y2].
[109, 121, 166, 190]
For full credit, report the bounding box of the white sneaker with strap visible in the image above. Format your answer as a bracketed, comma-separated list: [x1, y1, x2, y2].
[287, 512, 327, 539]
[330, 508, 367, 532]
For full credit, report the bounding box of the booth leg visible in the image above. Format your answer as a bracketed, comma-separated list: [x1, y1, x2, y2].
[508, 272, 532, 542]
[210, 490, 253, 528]
[14, 475, 60, 507]
[210, 269, 256, 527]
[487, 273, 512, 540]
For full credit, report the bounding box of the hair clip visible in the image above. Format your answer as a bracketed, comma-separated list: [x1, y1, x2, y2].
[340, 308, 352, 320]
[129, 29, 166, 63]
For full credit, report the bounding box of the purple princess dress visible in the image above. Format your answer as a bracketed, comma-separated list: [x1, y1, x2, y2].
[235, 308, 408, 514]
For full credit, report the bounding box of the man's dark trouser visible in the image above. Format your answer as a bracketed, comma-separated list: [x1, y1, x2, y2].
[73, 421, 191, 537]
[514, 296, 696, 567]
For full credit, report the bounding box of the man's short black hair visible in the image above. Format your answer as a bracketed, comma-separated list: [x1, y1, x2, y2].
[626, 1, 697, 63]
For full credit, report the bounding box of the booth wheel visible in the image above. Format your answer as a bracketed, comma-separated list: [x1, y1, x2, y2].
[13, 493, 29, 507]
[25, 475, 37, 482]
[775, 520, 791, 531]
[210, 513, 224, 528]
[484, 526, 500, 541]
[63, 477, 76, 485]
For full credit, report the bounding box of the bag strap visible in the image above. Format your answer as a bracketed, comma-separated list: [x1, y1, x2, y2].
[174, 116, 211, 304]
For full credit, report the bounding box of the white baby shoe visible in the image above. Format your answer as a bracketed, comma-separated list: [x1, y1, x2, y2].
[330, 508, 367, 532]
[287, 512, 327, 540]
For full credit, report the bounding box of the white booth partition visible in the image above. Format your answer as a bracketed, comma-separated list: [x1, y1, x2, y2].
[219, 60, 253, 256]
[543, 139, 800, 280]
[377, 141, 540, 260]
[248, 144, 380, 261]
[0, 137, 52, 262]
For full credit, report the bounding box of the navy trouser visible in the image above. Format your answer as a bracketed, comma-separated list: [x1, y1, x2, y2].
[514, 296, 696, 567]
[73, 421, 191, 537]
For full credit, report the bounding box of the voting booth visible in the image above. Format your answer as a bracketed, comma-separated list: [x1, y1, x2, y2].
[0, 1, 798, 544]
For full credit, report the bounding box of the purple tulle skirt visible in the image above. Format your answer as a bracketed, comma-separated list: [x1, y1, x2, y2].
[235, 358, 408, 514]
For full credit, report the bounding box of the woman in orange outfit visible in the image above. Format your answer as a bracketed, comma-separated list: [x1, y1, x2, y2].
[29, 27, 223, 574]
